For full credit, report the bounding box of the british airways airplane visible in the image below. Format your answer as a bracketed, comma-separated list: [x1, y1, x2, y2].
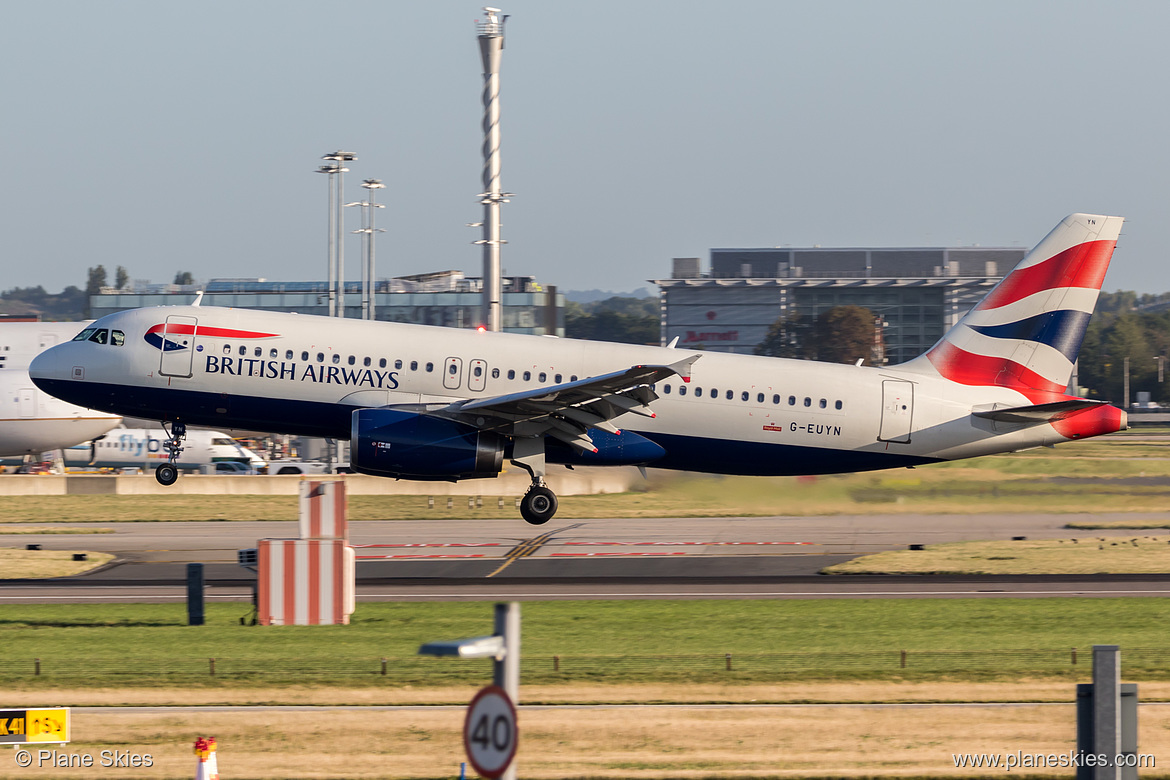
[29, 214, 1126, 524]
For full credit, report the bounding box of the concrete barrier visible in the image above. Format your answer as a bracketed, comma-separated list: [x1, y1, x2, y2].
[0, 468, 640, 497]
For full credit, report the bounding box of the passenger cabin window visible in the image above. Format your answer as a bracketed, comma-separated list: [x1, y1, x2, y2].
[448, 364, 458, 375]
[554, 373, 562, 383]
[835, 400, 844, 410]
[772, 394, 780, 404]
[663, 384, 672, 394]
[678, 385, 687, 396]
[316, 353, 324, 363]
[254, 347, 262, 357]
[570, 375, 578, 382]
[238, 346, 246, 356]
[490, 368, 499, 379]
[363, 357, 371, 367]
[476, 366, 485, 377]
[379, 358, 386, 368]
[725, 390, 733, 400]
[741, 391, 749, 402]
[804, 397, 812, 407]
[222, 344, 232, 354]
[301, 351, 309, 361]
[709, 388, 717, 399]
[395, 360, 403, 369]
[819, 398, 827, 408]
[523, 371, 531, 381]
[695, 387, 703, 396]
[538, 372, 547, 382]
[410, 361, 418, 371]
[348, 355, 356, 365]
[287, 350, 294, 360]
[788, 396, 796, 406]
[425, 362, 434, 372]
[757, 393, 765, 403]
[507, 369, 515, 380]
[332, 354, 340, 364]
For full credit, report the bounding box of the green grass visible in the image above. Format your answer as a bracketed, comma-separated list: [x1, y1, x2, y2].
[4, 599, 1170, 686]
[822, 536, 1170, 575]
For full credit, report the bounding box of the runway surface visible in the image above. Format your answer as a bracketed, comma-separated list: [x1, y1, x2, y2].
[3, 512, 1170, 602]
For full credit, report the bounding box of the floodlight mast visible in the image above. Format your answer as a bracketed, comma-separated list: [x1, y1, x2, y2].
[476, 7, 511, 332]
[348, 178, 386, 320]
[321, 151, 356, 318]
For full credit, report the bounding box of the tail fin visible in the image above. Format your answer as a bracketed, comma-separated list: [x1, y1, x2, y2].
[903, 213, 1123, 396]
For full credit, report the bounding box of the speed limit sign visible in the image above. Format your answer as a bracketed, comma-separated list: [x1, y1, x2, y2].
[463, 685, 518, 778]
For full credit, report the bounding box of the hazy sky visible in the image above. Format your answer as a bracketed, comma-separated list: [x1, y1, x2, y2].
[4, 1, 1168, 296]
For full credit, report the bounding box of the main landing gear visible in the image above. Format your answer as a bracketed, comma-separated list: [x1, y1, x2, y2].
[512, 435, 558, 525]
[155, 421, 186, 486]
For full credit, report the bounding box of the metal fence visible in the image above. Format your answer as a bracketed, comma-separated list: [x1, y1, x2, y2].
[6, 647, 1169, 682]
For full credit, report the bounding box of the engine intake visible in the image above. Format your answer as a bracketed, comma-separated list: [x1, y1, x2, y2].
[351, 408, 504, 480]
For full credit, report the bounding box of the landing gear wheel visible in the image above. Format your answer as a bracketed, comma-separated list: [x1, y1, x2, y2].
[155, 463, 179, 486]
[520, 485, 558, 525]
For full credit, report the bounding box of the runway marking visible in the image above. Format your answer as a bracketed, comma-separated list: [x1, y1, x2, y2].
[354, 543, 503, 548]
[562, 541, 813, 546]
[482, 523, 585, 577]
[356, 554, 488, 560]
[550, 552, 689, 557]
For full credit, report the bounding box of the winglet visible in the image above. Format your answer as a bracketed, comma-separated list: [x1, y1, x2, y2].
[192, 291, 204, 307]
[669, 355, 701, 384]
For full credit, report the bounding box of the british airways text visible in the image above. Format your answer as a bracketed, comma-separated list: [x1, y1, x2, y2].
[204, 356, 400, 389]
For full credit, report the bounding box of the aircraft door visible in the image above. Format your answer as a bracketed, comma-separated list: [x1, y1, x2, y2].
[18, 389, 35, 418]
[158, 315, 197, 378]
[468, 359, 488, 392]
[878, 380, 914, 443]
[443, 357, 463, 390]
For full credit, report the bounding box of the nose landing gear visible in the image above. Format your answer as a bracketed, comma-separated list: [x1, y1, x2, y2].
[154, 421, 186, 486]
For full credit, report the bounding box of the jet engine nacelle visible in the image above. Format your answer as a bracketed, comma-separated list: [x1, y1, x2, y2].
[351, 408, 504, 480]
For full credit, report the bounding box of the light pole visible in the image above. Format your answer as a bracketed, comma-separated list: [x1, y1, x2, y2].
[476, 7, 512, 332]
[347, 179, 386, 321]
[321, 151, 356, 318]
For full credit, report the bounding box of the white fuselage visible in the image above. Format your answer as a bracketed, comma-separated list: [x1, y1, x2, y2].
[0, 322, 122, 458]
[62, 427, 266, 471]
[26, 305, 1105, 476]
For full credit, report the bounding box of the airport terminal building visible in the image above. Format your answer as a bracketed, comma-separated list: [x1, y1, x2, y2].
[89, 271, 565, 336]
[654, 246, 1024, 364]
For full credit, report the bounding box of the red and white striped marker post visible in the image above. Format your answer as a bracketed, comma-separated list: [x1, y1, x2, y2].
[193, 737, 219, 780]
[298, 480, 347, 540]
[257, 539, 355, 625]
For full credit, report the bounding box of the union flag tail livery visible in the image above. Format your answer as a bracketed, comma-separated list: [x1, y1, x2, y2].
[28, 213, 1128, 525]
[906, 213, 1123, 400]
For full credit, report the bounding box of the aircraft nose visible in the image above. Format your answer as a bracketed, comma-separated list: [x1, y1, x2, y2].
[29, 344, 74, 388]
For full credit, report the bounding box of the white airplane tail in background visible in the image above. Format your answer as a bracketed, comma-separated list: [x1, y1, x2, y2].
[903, 213, 1124, 400]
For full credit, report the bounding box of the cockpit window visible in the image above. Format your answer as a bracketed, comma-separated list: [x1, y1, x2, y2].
[110, 330, 125, 346]
[73, 328, 97, 342]
[87, 329, 109, 345]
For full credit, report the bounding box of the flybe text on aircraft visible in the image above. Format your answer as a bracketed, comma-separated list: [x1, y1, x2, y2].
[29, 214, 1128, 524]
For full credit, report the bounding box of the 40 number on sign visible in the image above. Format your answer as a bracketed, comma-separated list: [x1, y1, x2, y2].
[463, 686, 517, 779]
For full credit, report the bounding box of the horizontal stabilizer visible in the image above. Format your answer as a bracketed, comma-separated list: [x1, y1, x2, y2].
[971, 398, 1108, 424]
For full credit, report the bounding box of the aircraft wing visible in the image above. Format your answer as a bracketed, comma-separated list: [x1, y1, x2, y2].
[971, 399, 1109, 424]
[432, 356, 700, 452]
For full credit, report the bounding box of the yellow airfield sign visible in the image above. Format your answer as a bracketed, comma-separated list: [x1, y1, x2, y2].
[0, 708, 70, 744]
